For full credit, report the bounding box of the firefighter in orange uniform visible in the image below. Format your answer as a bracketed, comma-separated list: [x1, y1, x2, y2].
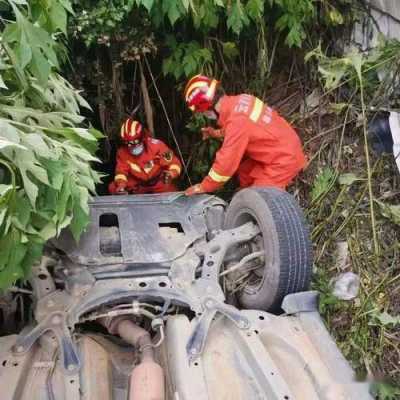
[183, 75, 307, 195]
[109, 119, 182, 194]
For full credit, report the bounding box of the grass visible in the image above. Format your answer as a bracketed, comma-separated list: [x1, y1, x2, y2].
[297, 122, 400, 390]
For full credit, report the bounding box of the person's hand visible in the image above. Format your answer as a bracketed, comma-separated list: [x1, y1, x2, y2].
[201, 127, 222, 141]
[116, 185, 127, 195]
[184, 184, 205, 196]
[163, 171, 172, 184]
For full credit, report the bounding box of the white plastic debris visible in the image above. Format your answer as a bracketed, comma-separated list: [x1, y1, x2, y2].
[389, 111, 400, 174]
[332, 272, 360, 300]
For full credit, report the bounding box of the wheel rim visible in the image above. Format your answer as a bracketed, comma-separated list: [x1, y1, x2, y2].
[225, 208, 266, 295]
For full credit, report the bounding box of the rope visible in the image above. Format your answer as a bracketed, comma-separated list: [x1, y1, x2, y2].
[144, 55, 192, 185]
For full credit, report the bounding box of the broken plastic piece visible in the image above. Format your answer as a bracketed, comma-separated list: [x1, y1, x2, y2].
[332, 272, 360, 300]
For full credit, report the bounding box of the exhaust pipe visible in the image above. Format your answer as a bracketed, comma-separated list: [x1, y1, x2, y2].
[100, 317, 165, 400]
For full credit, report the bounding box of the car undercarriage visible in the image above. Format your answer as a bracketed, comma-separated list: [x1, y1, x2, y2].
[0, 191, 373, 399]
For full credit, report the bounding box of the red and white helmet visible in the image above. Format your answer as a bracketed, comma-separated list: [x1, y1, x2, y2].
[120, 119, 143, 143]
[184, 74, 219, 112]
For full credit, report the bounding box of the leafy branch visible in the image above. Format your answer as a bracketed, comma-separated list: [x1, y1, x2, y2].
[0, 0, 102, 289]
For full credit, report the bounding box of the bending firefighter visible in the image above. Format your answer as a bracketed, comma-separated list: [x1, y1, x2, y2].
[183, 75, 307, 195]
[109, 119, 182, 194]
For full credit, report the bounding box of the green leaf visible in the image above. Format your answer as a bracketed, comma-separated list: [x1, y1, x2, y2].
[0, 73, 8, 89]
[311, 167, 336, 202]
[227, 0, 249, 35]
[20, 241, 43, 275]
[181, 0, 190, 11]
[13, 195, 31, 229]
[167, 1, 182, 26]
[19, 169, 38, 206]
[371, 382, 400, 400]
[69, 204, 90, 242]
[49, 2, 67, 34]
[43, 160, 65, 190]
[373, 311, 400, 326]
[318, 64, 347, 90]
[15, 33, 32, 68]
[246, 0, 264, 21]
[59, 0, 74, 14]
[348, 51, 363, 83]
[222, 42, 239, 59]
[338, 173, 361, 186]
[328, 7, 344, 25]
[29, 164, 49, 185]
[22, 133, 54, 159]
[30, 47, 51, 85]
[0, 137, 26, 151]
[329, 102, 349, 114]
[376, 201, 400, 226]
[0, 208, 8, 227]
[39, 221, 57, 241]
[69, 127, 97, 141]
[140, 0, 154, 12]
[0, 120, 21, 143]
[0, 184, 13, 197]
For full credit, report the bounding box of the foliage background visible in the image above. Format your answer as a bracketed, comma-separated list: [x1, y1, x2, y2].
[0, 0, 101, 289]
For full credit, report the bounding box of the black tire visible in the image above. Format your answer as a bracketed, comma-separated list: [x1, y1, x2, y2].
[224, 187, 312, 312]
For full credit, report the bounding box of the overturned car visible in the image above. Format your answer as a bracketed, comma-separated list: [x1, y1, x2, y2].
[0, 188, 372, 399]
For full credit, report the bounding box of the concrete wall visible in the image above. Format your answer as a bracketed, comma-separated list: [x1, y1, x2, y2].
[353, 0, 400, 49]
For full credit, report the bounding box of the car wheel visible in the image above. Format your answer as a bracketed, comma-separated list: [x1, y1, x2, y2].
[223, 187, 312, 312]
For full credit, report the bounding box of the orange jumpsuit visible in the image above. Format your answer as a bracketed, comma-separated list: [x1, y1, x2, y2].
[201, 95, 307, 192]
[109, 136, 182, 194]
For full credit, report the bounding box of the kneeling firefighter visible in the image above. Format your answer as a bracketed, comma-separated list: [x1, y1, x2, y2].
[109, 119, 182, 194]
[183, 75, 307, 195]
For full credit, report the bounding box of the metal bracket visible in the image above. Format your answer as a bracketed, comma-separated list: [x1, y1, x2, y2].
[11, 312, 80, 375]
[186, 297, 250, 363]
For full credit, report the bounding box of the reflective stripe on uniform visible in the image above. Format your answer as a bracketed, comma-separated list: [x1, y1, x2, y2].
[208, 168, 230, 183]
[115, 174, 127, 181]
[130, 121, 139, 136]
[169, 164, 181, 174]
[128, 162, 142, 173]
[205, 79, 217, 99]
[249, 98, 264, 123]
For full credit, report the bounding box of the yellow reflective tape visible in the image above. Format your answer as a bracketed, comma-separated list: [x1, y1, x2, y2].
[205, 79, 217, 99]
[185, 81, 208, 101]
[208, 168, 230, 183]
[249, 98, 264, 123]
[169, 164, 181, 174]
[120, 124, 125, 138]
[130, 121, 138, 136]
[115, 174, 127, 181]
[128, 162, 142, 173]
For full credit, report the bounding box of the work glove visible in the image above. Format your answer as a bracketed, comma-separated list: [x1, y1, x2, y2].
[116, 188, 127, 195]
[201, 127, 223, 141]
[115, 183, 127, 195]
[184, 183, 205, 196]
